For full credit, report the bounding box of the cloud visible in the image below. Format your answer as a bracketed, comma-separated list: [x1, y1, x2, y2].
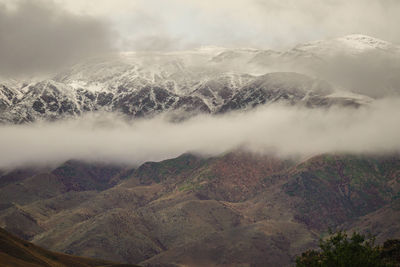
[1, 0, 399, 72]
[0, 98, 399, 168]
[52, 0, 400, 50]
[122, 34, 186, 52]
[0, 0, 114, 76]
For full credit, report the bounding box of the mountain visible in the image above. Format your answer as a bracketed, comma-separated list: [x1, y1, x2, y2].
[207, 35, 400, 98]
[0, 151, 399, 266]
[0, 81, 22, 114]
[249, 34, 400, 97]
[0, 71, 369, 124]
[0, 227, 138, 267]
[2, 34, 394, 124]
[248, 34, 400, 66]
[284, 34, 399, 58]
[0, 34, 399, 266]
[218, 72, 369, 112]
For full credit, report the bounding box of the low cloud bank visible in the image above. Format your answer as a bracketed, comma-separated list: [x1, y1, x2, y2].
[0, 98, 400, 168]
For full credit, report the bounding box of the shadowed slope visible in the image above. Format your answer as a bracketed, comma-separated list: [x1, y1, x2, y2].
[0, 227, 139, 267]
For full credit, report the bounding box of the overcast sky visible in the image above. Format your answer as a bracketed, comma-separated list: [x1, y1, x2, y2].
[2, 0, 400, 52]
[1, 0, 400, 74]
[50, 0, 400, 49]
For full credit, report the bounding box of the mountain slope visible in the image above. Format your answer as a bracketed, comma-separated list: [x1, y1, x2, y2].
[0, 71, 368, 124]
[0, 227, 138, 267]
[218, 72, 365, 112]
[0, 152, 398, 266]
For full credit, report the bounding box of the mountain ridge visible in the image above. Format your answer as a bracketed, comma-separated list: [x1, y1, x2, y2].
[1, 34, 396, 124]
[0, 151, 398, 266]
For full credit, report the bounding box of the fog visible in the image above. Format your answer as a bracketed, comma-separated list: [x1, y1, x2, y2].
[0, 99, 399, 168]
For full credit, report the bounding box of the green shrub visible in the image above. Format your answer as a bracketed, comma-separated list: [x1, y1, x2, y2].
[296, 231, 399, 267]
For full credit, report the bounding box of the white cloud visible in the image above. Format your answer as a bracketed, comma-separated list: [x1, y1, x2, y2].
[1, 99, 399, 168]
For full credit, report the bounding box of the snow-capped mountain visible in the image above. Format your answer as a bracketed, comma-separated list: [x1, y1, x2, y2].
[249, 34, 400, 97]
[288, 34, 399, 56]
[218, 72, 370, 113]
[0, 34, 392, 124]
[248, 34, 400, 64]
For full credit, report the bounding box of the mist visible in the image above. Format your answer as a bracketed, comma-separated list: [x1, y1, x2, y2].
[0, 98, 399, 169]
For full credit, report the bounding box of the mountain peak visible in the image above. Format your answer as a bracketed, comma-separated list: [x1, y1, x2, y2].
[292, 34, 397, 56]
[336, 34, 394, 50]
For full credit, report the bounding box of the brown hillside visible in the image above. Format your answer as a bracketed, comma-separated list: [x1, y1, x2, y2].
[0, 227, 139, 267]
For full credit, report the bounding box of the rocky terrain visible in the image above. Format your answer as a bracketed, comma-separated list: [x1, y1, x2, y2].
[0, 151, 399, 266]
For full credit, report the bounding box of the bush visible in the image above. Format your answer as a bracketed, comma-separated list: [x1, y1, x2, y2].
[296, 231, 399, 267]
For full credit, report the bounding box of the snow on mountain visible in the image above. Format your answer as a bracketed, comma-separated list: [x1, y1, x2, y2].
[0, 73, 367, 124]
[335, 34, 395, 51]
[0, 34, 392, 124]
[218, 72, 368, 113]
[287, 34, 399, 58]
[246, 34, 400, 97]
[210, 49, 259, 63]
[325, 89, 374, 105]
